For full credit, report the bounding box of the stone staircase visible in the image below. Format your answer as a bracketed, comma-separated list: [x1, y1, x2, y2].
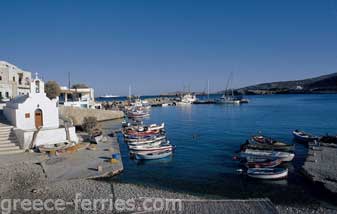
[0, 113, 24, 155]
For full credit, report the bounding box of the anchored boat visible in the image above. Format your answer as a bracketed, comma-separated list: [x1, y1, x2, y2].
[135, 150, 173, 160]
[247, 168, 288, 180]
[292, 130, 318, 143]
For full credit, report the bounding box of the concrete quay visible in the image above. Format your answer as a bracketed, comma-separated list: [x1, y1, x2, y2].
[302, 144, 337, 194]
[59, 106, 124, 126]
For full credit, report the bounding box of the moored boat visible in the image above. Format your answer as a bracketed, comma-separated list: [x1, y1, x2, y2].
[244, 158, 282, 168]
[129, 143, 175, 152]
[247, 168, 288, 180]
[240, 140, 294, 152]
[241, 149, 295, 162]
[135, 150, 173, 160]
[252, 135, 289, 147]
[292, 130, 318, 143]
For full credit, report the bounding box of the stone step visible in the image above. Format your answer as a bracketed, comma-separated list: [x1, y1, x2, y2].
[0, 137, 17, 141]
[0, 143, 18, 148]
[0, 127, 13, 131]
[0, 146, 20, 151]
[0, 149, 24, 155]
[0, 140, 17, 144]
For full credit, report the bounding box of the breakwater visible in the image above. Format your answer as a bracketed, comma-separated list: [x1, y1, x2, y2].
[59, 106, 124, 126]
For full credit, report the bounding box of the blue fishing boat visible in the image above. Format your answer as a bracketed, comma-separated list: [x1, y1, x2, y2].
[292, 130, 318, 143]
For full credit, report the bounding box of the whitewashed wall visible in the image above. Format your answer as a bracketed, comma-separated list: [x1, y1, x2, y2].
[15, 127, 78, 149]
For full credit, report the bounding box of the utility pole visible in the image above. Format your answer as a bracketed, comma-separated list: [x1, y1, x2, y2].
[68, 72, 71, 89]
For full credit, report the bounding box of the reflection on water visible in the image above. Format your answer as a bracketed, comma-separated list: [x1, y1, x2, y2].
[102, 94, 337, 206]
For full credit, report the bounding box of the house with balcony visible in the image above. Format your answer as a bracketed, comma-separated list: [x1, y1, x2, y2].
[0, 61, 32, 101]
[59, 86, 96, 109]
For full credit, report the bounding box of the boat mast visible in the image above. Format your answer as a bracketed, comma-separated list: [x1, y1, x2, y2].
[128, 84, 132, 100]
[207, 80, 210, 100]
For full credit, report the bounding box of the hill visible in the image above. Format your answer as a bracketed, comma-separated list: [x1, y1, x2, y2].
[237, 72, 337, 95]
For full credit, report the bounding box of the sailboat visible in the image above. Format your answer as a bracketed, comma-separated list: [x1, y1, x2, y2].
[217, 73, 241, 104]
[217, 73, 249, 104]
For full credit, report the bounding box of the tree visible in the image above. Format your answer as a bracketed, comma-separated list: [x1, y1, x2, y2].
[82, 116, 97, 134]
[72, 83, 89, 89]
[45, 81, 61, 99]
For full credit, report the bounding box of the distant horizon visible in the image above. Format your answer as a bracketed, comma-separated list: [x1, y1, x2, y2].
[1, 1, 337, 96]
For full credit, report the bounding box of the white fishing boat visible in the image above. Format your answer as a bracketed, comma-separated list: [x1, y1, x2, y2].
[127, 136, 166, 146]
[129, 142, 174, 152]
[247, 168, 288, 180]
[128, 140, 164, 148]
[177, 93, 197, 104]
[135, 150, 173, 160]
[241, 149, 295, 162]
[124, 134, 166, 143]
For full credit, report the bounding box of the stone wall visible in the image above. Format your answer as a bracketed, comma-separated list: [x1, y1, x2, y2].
[59, 106, 124, 126]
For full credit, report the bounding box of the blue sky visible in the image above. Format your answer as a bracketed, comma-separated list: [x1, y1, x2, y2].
[1, 0, 337, 95]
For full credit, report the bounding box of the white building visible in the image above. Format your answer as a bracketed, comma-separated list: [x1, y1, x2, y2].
[0, 61, 32, 100]
[59, 86, 96, 109]
[3, 74, 78, 149]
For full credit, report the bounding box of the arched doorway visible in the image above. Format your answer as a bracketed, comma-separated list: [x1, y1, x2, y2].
[35, 109, 43, 128]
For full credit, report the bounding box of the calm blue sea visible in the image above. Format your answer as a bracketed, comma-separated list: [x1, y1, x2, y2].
[102, 94, 337, 206]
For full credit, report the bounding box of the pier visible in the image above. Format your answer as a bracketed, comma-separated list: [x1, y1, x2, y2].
[302, 144, 337, 194]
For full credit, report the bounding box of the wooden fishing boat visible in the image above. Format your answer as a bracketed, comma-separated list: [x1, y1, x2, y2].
[244, 158, 282, 168]
[240, 141, 294, 152]
[127, 110, 150, 118]
[247, 168, 288, 180]
[129, 143, 175, 152]
[252, 135, 289, 147]
[241, 149, 295, 162]
[135, 150, 173, 160]
[124, 129, 160, 137]
[128, 140, 164, 148]
[124, 134, 166, 142]
[292, 130, 318, 143]
[38, 141, 71, 153]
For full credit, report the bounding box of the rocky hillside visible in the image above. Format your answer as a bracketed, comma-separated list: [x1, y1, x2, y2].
[237, 72, 337, 94]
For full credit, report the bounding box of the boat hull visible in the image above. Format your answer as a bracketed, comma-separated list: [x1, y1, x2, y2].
[247, 168, 288, 180]
[135, 150, 173, 160]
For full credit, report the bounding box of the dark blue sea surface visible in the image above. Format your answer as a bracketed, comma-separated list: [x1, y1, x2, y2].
[103, 94, 337, 206]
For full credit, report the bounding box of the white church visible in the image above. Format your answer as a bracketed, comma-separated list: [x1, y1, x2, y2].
[4, 74, 78, 149]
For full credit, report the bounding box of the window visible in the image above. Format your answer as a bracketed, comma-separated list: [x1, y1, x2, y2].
[35, 80, 40, 93]
[13, 77, 15, 82]
[25, 113, 30, 118]
[0, 92, 2, 98]
[0, 76, 2, 81]
[5, 92, 9, 98]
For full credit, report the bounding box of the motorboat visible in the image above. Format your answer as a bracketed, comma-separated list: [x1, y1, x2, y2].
[292, 130, 318, 143]
[247, 168, 288, 180]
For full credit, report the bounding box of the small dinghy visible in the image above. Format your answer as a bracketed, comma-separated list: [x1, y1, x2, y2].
[247, 168, 288, 180]
[244, 158, 282, 168]
[135, 150, 173, 160]
[292, 130, 318, 143]
[241, 149, 295, 162]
